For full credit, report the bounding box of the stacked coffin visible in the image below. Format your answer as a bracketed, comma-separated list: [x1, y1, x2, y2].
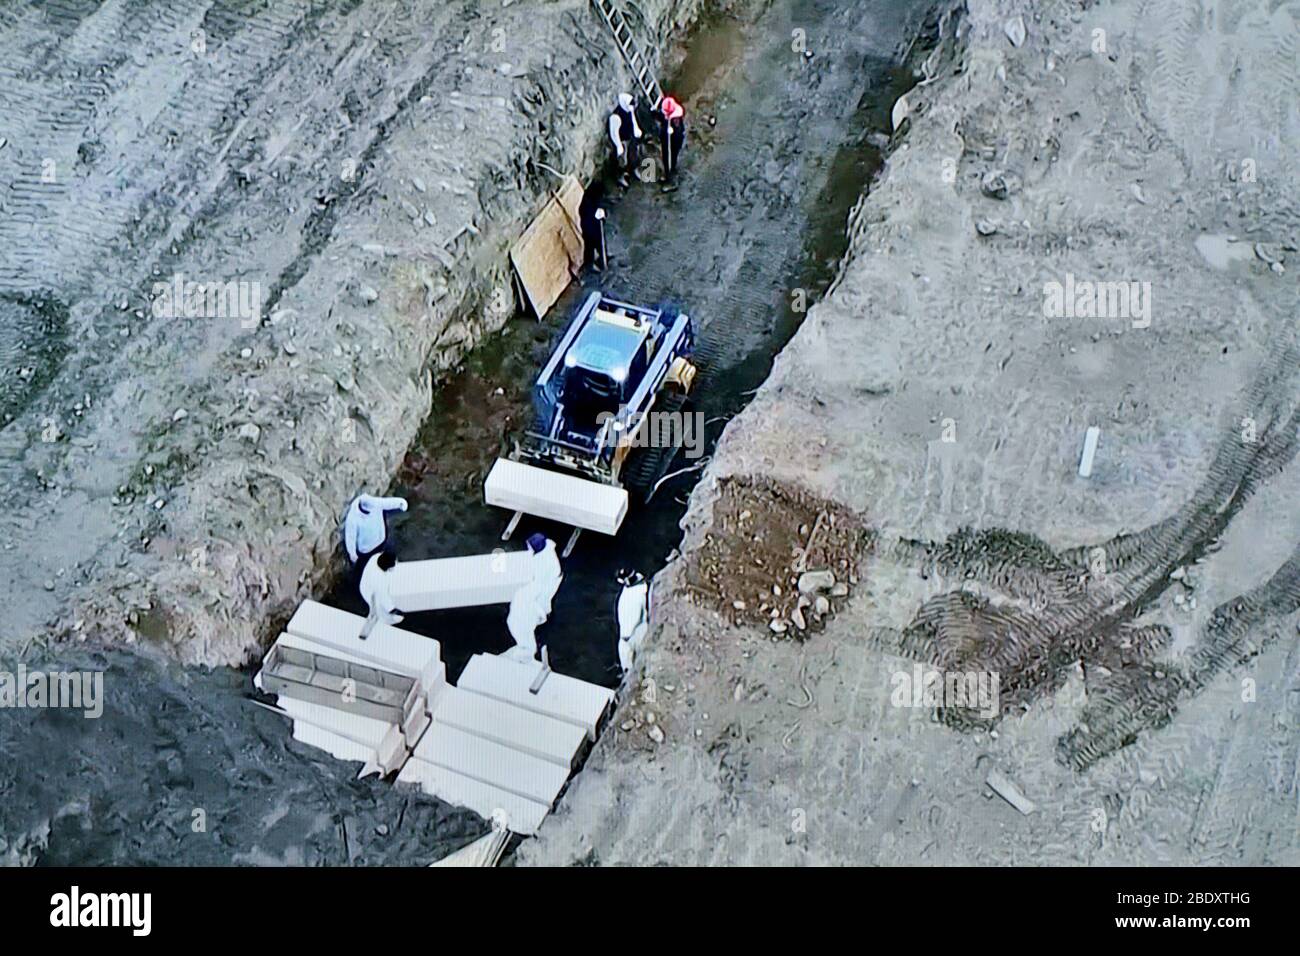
[254, 600, 446, 776]
[396, 653, 612, 836]
[256, 598, 616, 836]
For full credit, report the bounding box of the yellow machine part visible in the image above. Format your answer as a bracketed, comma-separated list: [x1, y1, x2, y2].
[666, 356, 697, 393]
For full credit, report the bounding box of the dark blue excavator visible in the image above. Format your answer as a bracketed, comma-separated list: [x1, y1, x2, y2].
[484, 291, 697, 552]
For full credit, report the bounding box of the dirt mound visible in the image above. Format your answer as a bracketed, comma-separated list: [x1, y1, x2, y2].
[683, 476, 868, 637]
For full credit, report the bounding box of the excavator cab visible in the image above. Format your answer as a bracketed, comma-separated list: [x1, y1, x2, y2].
[484, 291, 696, 550]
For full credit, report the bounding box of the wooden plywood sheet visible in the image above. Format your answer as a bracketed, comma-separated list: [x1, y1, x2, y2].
[510, 175, 584, 319]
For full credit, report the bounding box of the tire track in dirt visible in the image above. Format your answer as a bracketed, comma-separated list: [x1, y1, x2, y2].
[873, 344, 1300, 768]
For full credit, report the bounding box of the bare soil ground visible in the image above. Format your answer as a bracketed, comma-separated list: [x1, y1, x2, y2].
[682, 476, 868, 636]
[522, 0, 1300, 865]
[0, 0, 700, 665]
[0, 0, 708, 866]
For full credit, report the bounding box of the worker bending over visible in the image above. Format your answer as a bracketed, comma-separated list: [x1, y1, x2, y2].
[358, 551, 406, 639]
[608, 92, 642, 187]
[659, 96, 686, 187]
[505, 533, 563, 663]
[343, 493, 407, 565]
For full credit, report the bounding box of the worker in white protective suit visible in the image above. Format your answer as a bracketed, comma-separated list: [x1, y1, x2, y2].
[358, 551, 405, 640]
[615, 568, 650, 674]
[343, 493, 408, 565]
[505, 533, 563, 662]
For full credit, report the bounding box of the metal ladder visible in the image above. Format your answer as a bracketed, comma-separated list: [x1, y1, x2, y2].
[590, 0, 662, 108]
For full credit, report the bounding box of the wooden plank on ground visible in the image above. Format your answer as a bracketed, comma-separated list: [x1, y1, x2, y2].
[510, 174, 584, 319]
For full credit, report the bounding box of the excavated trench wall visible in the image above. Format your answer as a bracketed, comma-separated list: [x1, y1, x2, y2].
[28, 0, 708, 666]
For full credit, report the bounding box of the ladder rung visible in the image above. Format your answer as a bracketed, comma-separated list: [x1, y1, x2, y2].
[593, 0, 660, 102]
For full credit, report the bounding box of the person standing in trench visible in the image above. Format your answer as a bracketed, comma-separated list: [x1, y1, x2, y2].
[659, 95, 686, 189]
[342, 492, 407, 595]
[608, 92, 642, 188]
[579, 177, 609, 272]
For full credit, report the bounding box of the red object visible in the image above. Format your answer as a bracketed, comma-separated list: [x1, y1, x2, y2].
[660, 96, 684, 120]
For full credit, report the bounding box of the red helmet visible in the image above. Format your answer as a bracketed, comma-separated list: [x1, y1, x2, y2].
[660, 96, 684, 120]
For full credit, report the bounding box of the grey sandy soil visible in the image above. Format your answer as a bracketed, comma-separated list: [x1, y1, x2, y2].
[0, 0, 701, 664]
[522, 0, 1300, 865]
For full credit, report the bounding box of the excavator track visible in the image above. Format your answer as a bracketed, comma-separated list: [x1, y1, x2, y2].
[622, 389, 690, 494]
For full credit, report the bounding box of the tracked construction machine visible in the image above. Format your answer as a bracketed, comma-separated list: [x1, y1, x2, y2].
[484, 291, 697, 554]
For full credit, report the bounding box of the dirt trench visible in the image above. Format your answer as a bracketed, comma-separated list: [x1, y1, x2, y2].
[0, 0, 712, 865]
[329, 0, 934, 689]
[0, 0, 702, 665]
[522, 0, 1300, 866]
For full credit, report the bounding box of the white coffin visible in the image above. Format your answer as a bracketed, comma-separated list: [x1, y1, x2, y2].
[484, 458, 628, 535]
[457, 653, 614, 740]
[270, 631, 444, 737]
[284, 600, 443, 689]
[277, 696, 409, 776]
[411, 723, 571, 807]
[431, 686, 588, 769]
[397, 759, 551, 837]
[387, 551, 533, 612]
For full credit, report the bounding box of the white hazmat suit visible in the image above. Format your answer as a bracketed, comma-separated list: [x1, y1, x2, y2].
[505, 539, 563, 662]
[358, 553, 404, 638]
[608, 93, 642, 155]
[343, 494, 407, 563]
[616, 574, 650, 674]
